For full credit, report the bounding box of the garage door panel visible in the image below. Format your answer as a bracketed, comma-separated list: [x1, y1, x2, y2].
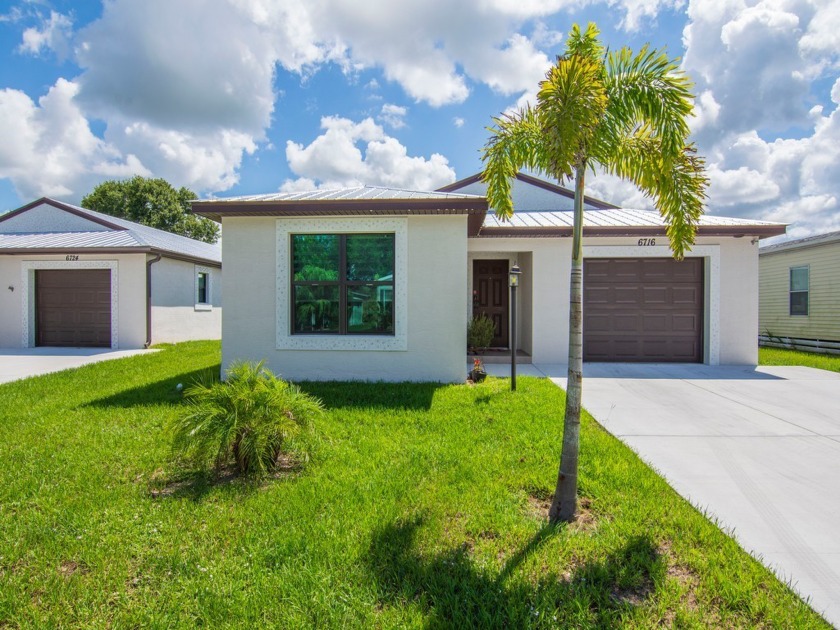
[584, 313, 611, 332]
[614, 286, 640, 304]
[641, 259, 671, 280]
[642, 286, 668, 304]
[584, 258, 703, 363]
[672, 286, 700, 304]
[584, 259, 613, 280]
[613, 314, 640, 331]
[36, 269, 111, 348]
[642, 314, 669, 332]
[672, 313, 700, 332]
[613, 339, 643, 358]
[584, 285, 612, 304]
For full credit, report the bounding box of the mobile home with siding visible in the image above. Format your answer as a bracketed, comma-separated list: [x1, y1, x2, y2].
[759, 231, 840, 351]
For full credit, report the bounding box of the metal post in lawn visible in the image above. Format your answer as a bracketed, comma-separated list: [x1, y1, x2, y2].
[509, 262, 521, 391]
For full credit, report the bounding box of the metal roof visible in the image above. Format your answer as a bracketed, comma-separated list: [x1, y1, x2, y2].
[0, 199, 221, 264]
[759, 229, 840, 254]
[0, 231, 141, 249]
[479, 208, 786, 238]
[483, 208, 784, 229]
[191, 177, 785, 239]
[198, 185, 483, 204]
[437, 172, 620, 210]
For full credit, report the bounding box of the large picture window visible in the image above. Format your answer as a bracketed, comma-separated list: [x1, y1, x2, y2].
[789, 266, 809, 316]
[291, 233, 395, 335]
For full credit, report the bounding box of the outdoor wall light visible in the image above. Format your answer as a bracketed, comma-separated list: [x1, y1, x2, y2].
[509, 262, 521, 287]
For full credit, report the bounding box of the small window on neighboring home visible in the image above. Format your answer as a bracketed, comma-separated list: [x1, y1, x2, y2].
[197, 271, 209, 305]
[789, 266, 809, 316]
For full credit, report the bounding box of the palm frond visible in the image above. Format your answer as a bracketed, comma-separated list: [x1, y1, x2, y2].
[480, 106, 545, 221]
[170, 361, 323, 477]
[604, 45, 694, 160]
[604, 132, 708, 258]
[537, 53, 608, 172]
[565, 22, 604, 62]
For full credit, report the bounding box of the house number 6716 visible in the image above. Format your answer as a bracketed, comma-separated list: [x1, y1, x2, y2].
[637, 238, 656, 246]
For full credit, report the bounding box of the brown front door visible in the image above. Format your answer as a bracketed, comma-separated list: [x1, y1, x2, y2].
[36, 269, 112, 347]
[472, 259, 509, 348]
[583, 258, 703, 362]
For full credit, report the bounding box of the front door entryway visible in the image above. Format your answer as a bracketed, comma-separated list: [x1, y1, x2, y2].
[472, 259, 509, 348]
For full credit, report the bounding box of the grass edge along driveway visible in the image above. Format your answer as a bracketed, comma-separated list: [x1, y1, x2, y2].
[0, 341, 830, 628]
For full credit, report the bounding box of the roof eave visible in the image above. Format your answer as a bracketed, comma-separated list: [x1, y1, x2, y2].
[191, 198, 489, 236]
[760, 233, 840, 255]
[0, 245, 221, 267]
[475, 224, 787, 239]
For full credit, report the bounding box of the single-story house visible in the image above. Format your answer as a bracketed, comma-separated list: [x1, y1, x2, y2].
[192, 173, 785, 382]
[759, 230, 840, 352]
[0, 198, 221, 349]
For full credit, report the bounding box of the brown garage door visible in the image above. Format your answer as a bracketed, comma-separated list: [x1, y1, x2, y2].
[584, 258, 703, 362]
[36, 269, 111, 347]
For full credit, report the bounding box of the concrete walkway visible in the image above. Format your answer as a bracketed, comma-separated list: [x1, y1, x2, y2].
[481, 361, 840, 627]
[0, 347, 153, 385]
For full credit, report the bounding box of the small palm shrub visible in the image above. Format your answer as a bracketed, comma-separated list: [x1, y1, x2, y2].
[467, 314, 495, 352]
[171, 361, 323, 477]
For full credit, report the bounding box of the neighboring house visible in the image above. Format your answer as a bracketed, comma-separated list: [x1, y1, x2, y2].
[0, 198, 221, 349]
[192, 173, 785, 383]
[759, 230, 840, 351]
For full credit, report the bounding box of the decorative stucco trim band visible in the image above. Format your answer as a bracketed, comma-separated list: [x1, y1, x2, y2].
[276, 218, 408, 351]
[20, 260, 120, 349]
[582, 245, 720, 365]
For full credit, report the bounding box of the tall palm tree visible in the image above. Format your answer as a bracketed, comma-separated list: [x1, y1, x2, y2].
[481, 23, 708, 523]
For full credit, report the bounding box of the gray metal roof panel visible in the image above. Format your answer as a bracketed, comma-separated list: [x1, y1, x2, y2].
[48, 202, 222, 263]
[760, 229, 840, 254]
[199, 185, 484, 204]
[0, 231, 142, 249]
[483, 209, 784, 230]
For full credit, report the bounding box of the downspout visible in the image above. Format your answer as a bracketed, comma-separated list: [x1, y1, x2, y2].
[145, 253, 162, 348]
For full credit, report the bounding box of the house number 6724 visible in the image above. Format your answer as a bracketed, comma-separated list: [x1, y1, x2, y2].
[637, 238, 656, 246]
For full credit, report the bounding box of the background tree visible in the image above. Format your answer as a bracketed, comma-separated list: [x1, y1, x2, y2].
[482, 23, 707, 523]
[82, 176, 220, 244]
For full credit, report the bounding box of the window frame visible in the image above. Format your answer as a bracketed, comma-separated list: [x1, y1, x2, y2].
[276, 217, 408, 352]
[789, 265, 809, 316]
[194, 265, 213, 311]
[290, 233, 395, 336]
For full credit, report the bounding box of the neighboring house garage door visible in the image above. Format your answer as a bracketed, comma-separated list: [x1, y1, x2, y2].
[584, 258, 703, 362]
[36, 269, 111, 347]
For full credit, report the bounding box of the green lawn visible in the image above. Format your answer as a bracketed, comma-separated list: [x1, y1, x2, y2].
[0, 342, 828, 628]
[760, 346, 840, 373]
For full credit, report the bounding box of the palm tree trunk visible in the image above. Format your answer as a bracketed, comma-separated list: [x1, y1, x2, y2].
[549, 164, 585, 524]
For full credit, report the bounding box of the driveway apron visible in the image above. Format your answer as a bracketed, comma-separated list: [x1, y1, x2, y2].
[542, 363, 840, 628]
[0, 347, 153, 384]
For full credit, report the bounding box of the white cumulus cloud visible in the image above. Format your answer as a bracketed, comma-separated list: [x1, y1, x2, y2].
[18, 10, 73, 58]
[282, 116, 456, 191]
[0, 79, 149, 200]
[377, 104, 408, 129]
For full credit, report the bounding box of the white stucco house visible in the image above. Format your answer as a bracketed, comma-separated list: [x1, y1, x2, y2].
[192, 173, 785, 382]
[0, 198, 221, 349]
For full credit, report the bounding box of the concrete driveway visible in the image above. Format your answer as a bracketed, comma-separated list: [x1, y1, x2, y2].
[0, 347, 153, 385]
[483, 361, 840, 626]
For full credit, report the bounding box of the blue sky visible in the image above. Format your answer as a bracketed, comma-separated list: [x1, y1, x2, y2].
[1, 0, 838, 239]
